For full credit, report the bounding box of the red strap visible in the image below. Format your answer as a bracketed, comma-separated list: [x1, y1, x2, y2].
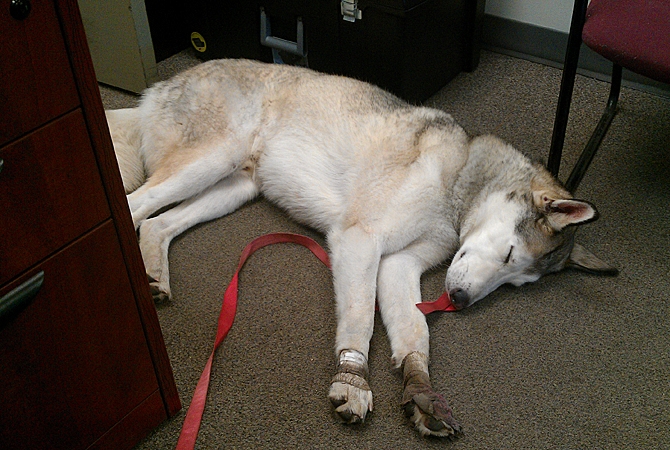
[175, 232, 454, 449]
[416, 291, 458, 313]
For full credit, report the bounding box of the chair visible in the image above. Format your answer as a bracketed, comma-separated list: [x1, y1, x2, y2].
[548, 0, 670, 193]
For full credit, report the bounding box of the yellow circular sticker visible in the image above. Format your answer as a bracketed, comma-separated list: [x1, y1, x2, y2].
[191, 32, 207, 53]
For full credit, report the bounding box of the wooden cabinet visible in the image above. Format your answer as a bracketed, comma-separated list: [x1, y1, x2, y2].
[0, 1, 180, 449]
[0, 0, 79, 146]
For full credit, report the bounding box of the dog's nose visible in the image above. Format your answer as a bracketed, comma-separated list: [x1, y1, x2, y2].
[449, 288, 469, 310]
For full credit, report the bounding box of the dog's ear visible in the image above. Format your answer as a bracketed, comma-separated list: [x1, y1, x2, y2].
[565, 243, 619, 275]
[533, 191, 599, 231]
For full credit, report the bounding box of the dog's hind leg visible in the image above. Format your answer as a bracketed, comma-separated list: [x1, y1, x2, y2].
[105, 108, 145, 193]
[377, 249, 462, 438]
[138, 170, 260, 301]
[327, 226, 381, 424]
[127, 135, 253, 230]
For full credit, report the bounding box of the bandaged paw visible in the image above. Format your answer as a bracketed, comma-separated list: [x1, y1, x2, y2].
[402, 351, 462, 437]
[328, 349, 374, 423]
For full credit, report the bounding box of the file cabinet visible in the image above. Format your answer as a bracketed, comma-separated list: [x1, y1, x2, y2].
[0, 1, 180, 448]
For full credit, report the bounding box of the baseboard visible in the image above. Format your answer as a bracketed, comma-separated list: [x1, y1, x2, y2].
[481, 14, 670, 98]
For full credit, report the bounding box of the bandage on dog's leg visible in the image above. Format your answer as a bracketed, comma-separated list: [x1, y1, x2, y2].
[402, 351, 461, 437]
[328, 349, 374, 424]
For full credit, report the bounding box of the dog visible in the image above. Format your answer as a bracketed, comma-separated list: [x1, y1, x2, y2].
[105, 59, 617, 437]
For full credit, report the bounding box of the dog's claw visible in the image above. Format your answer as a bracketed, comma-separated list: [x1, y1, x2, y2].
[147, 275, 170, 302]
[334, 404, 363, 424]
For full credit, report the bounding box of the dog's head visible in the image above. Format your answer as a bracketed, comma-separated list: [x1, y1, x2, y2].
[446, 177, 617, 310]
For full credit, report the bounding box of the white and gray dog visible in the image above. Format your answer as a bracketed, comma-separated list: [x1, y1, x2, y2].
[106, 59, 616, 437]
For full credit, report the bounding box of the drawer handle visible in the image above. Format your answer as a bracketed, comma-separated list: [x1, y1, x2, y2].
[0, 158, 3, 175]
[260, 8, 306, 58]
[10, 0, 31, 20]
[0, 271, 44, 328]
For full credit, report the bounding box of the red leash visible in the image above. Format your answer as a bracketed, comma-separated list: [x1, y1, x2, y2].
[175, 233, 456, 449]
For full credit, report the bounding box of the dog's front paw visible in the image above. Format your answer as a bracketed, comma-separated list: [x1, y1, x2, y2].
[403, 390, 461, 437]
[328, 349, 373, 424]
[329, 379, 373, 423]
[402, 352, 461, 438]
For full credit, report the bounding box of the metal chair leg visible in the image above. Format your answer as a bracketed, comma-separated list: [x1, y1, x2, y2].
[548, 0, 589, 178]
[564, 63, 621, 192]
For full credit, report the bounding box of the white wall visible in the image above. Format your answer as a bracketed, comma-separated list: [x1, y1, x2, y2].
[485, 0, 575, 33]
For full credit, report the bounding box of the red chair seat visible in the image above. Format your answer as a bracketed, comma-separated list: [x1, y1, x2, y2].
[583, 0, 670, 84]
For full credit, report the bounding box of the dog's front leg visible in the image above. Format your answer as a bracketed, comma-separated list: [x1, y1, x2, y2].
[377, 251, 461, 437]
[327, 226, 380, 424]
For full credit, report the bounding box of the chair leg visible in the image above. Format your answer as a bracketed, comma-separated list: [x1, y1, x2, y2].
[548, 0, 589, 178]
[564, 63, 622, 192]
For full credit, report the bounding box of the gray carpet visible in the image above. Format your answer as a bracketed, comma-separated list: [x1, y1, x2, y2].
[100, 49, 670, 449]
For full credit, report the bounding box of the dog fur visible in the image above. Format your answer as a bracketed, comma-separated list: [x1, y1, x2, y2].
[106, 59, 616, 437]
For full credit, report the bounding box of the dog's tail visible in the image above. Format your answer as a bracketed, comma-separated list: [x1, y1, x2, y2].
[105, 108, 146, 194]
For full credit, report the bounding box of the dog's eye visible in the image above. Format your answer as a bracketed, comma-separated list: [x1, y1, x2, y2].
[504, 246, 514, 264]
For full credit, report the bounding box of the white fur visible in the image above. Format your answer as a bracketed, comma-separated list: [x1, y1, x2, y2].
[106, 59, 613, 436]
[105, 108, 144, 192]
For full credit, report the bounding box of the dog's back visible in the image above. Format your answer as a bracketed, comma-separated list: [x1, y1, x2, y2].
[114, 59, 470, 234]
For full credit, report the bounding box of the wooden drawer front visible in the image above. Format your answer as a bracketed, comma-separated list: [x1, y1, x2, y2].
[0, 0, 80, 146]
[0, 221, 163, 450]
[0, 110, 110, 285]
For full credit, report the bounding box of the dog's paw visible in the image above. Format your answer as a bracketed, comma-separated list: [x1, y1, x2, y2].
[403, 391, 461, 438]
[329, 379, 373, 423]
[401, 351, 461, 438]
[328, 349, 373, 424]
[147, 274, 171, 302]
